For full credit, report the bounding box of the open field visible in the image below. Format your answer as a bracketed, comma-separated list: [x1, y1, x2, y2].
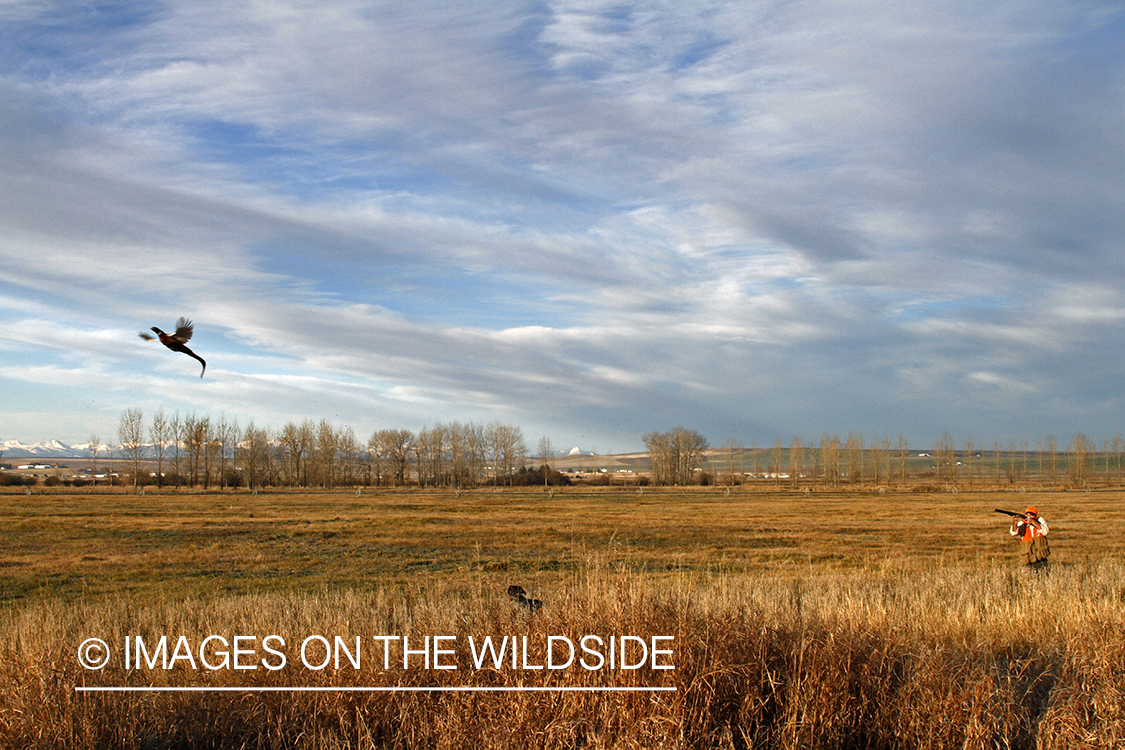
[1, 488, 1123, 748]
[0, 485, 1122, 602]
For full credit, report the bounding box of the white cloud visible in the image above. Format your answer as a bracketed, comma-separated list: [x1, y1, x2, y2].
[1, 0, 1124, 449]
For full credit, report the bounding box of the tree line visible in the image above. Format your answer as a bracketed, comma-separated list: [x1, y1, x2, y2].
[707, 431, 1125, 489]
[59, 412, 1125, 492]
[112, 408, 530, 490]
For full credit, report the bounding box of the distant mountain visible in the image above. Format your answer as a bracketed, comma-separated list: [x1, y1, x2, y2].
[566, 446, 596, 456]
[1, 439, 81, 458]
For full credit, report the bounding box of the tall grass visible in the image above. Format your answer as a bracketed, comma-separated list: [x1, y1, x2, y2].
[2, 557, 1123, 749]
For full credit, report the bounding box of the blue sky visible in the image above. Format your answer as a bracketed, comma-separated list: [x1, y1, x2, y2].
[2, 0, 1124, 452]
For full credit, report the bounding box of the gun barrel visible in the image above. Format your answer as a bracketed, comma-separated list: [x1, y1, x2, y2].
[994, 508, 1024, 517]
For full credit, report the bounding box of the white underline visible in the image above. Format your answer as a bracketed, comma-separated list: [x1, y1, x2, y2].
[76, 685, 676, 693]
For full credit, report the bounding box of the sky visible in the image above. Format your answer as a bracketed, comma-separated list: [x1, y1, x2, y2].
[1, 0, 1124, 453]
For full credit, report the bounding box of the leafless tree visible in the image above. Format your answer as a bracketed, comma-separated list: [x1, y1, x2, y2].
[643, 427, 708, 486]
[644, 431, 671, 485]
[87, 434, 101, 481]
[337, 425, 360, 486]
[788, 437, 804, 488]
[240, 421, 272, 490]
[315, 419, 340, 488]
[1021, 439, 1030, 484]
[538, 436, 555, 486]
[1114, 433, 1124, 484]
[895, 435, 910, 486]
[279, 420, 313, 487]
[1007, 439, 1020, 484]
[375, 428, 415, 486]
[465, 422, 487, 486]
[485, 421, 526, 486]
[214, 416, 239, 488]
[845, 432, 865, 484]
[820, 434, 840, 487]
[149, 409, 171, 488]
[934, 432, 955, 484]
[181, 414, 211, 488]
[962, 439, 975, 488]
[365, 431, 387, 487]
[117, 407, 145, 489]
[721, 438, 738, 486]
[771, 437, 783, 485]
[1071, 433, 1091, 487]
[447, 422, 473, 488]
[1045, 435, 1058, 483]
[416, 424, 450, 487]
[203, 421, 221, 488]
[169, 413, 183, 486]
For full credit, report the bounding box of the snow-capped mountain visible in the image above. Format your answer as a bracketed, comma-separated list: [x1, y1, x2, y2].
[1, 440, 82, 458]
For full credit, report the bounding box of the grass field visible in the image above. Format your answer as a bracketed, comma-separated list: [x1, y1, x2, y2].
[1, 487, 1122, 748]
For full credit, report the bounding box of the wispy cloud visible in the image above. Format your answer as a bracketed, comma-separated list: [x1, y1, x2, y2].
[1, 0, 1124, 449]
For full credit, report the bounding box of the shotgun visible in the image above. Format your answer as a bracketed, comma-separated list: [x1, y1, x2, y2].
[994, 508, 1026, 518]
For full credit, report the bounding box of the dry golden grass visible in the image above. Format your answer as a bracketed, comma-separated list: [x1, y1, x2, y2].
[1, 486, 1121, 602]
[0, 487, 1123, 748]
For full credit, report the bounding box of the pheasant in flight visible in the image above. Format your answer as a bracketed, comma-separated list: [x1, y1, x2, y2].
[140, 317, 206, 377]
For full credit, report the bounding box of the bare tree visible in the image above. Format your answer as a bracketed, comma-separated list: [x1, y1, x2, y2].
[934, 432, 955, 484]
[771, 437, 783, 485]
[538, 436, 555, 486]
[87, 434, 101, 482]
[240, 421, 272, 491]
[1114, 433, 1124, 485]
[643, 427, 708, 486]
[337, 425, 360, 486]
[872, 435, 891, 487]
[486, 421, 526, 486]
[416, 424, 451, 487]
[150, 409, 171, 488]
[820, 434, 840, 487]
[181, 414, 211, 488]
[895, 435, 910, 486]
[315, 419, 340, 488]
[993, 440, 1002, 485]
[465, 422, 487, 486]
[962, 439, 975, 488]
[278, 420, 314, 487]
[117, 408, 145, 489]
[169, 413, 183, 487]
[845, 432, 865, 484]
[203, 419, 220, 488]
[1071, 433, 1091, 487]
[215, 416, 239, 488]
[1046, 435, 1058, 483]
[365, 431, 387, 487]
[721, 438, 739, 486]
[644, 431, 671, 485]
[376, 428, 415, 486]
[1007, 439, 1019, 484]
[789, 437, 804, 488]
[448, 422, 471, 488]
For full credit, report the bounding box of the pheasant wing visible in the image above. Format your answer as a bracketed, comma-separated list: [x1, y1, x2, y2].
[139, 331, 156, 341]
[171, 317, 194, 343]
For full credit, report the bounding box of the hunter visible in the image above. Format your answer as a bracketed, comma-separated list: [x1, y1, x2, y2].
[1010, 506, 1049, 573]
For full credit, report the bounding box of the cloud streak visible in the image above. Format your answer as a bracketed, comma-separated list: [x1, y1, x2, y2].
[2, 0, 1124, 450]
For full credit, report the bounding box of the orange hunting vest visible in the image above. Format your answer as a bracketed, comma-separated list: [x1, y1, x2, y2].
[1019, 520, 1045, 542]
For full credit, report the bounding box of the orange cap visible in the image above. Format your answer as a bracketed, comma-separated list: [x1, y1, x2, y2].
[1025, 506, 1038, 516]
